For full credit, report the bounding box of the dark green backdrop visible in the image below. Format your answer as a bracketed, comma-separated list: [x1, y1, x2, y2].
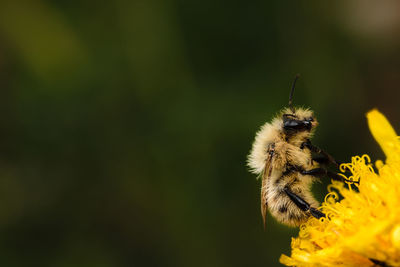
[0, 1, 399, 266]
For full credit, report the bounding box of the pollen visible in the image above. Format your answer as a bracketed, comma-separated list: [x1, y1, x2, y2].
[280, 109, 400, 267]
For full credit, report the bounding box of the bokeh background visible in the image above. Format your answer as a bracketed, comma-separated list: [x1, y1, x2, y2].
[0, 0, 400, 266]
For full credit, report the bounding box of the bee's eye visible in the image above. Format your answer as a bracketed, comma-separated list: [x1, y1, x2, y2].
[308, 117, 314, 122]
[283, 119, 312, 132]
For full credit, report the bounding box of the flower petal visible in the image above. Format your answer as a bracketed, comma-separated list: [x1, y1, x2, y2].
[366, 109, 399, 159]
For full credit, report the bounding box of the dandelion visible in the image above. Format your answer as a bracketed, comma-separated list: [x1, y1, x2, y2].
[280, 109, 400, 267]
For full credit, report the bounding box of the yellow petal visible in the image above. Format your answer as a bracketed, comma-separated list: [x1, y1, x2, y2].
[391, 225, 400, 250]
[366, 109, 399, 159]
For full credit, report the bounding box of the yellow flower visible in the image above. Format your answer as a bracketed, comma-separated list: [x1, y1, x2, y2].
[280, 109, 400, 267]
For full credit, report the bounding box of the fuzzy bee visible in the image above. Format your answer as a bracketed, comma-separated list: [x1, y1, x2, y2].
[247, 75, 341, 227]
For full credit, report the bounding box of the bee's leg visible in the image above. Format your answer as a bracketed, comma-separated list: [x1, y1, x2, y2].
[312, 153, 344, 167]
[327, 170, 347, 182]
[284, 187, 325, 219]
[301, 168, 327, 176]
[301, 168, 345, 182]
[312, 154, 330, 165]
[301, 140, 341, 167]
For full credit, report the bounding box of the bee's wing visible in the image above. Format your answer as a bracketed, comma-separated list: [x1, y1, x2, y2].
[261, 144, 275, 229]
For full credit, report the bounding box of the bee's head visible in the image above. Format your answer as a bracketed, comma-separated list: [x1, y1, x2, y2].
[281, 108, 317, 134]
[281, 74, 317, 134]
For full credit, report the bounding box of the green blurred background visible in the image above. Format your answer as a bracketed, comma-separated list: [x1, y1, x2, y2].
[0, 0, 399, 266]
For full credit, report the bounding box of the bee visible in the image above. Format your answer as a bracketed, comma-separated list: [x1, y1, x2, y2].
[247, 75, 341, 227]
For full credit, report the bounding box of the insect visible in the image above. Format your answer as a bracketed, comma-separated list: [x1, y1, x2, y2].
[247, 75, 342, 227]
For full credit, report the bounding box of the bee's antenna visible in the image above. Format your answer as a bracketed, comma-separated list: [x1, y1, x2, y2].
[288, 74, 300, 113]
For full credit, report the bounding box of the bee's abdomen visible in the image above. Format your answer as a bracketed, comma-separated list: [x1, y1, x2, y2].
[268, 193, 309, 226]
[266, 179, 319, 227]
